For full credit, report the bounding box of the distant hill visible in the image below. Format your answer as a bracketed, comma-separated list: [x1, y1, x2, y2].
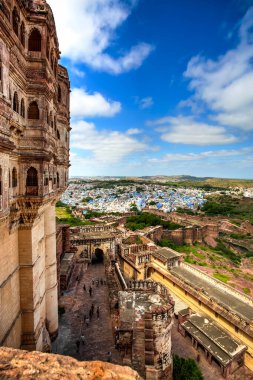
[140, 175, 214, 182]
[70, 175, 253, 188]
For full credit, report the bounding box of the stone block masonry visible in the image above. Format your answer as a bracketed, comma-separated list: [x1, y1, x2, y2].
[0, 0, 70, 350]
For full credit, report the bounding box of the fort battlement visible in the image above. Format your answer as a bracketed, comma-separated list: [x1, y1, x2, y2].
[72, 224, 116, 233]
[127, 280, 174, 306]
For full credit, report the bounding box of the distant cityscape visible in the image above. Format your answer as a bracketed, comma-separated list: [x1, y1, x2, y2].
[61, 177, 253, 215]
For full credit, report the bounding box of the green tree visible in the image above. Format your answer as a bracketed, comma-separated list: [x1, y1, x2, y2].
[173, 355, 203, 380]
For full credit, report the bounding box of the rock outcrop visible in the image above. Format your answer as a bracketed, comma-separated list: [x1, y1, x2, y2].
[0, 348, 142, 380]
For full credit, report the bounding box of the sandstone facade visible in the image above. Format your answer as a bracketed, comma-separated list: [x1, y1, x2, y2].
[0, 0, 70, 351]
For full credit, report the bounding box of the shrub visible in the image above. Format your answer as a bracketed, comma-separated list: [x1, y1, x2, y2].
[173, 354, 204, 380]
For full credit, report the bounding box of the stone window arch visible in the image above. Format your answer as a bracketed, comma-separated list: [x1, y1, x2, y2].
[44, 171, 49, 186]
[12, 167, 17, 188]
[28, 101, 39, 120]
[26, 167, 38, 195]
[20, 22, 25, 47]
[20, 98, 25, 118]
[57, 129, 60, 140]
[28, 29, 41, 52]
[57, 172, 60, 188]
[13, 92, 19, 113]
[58, 85, 61, 103]
[12, 7, 19, 36]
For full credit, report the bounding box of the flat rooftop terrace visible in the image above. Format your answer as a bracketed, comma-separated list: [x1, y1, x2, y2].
[182, 314, 247, 367]
[171, 266, 253, 322]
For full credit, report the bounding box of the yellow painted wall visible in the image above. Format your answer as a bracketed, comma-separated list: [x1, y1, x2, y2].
[123, 261, 135, 279]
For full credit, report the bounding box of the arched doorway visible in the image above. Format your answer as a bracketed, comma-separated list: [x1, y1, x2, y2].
[92, 248, 104, 263]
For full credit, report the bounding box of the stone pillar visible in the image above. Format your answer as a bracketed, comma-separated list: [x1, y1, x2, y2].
[44, 203, 58, 339]
[18, 216, 45, 351]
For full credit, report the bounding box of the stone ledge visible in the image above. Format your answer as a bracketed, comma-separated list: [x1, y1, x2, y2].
[0, 347, 142, 379]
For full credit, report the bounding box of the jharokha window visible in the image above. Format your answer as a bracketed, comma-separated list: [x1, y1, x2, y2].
[20, 98, 25, 118]
[57, 172, 60, 188]
[58, 85, 61, 103]
[13, 92, 19, 113]
[28, 29, 41, 52]
[12, 167, 17, 188]
[26, 167, 38, 196]
[20, 22, 25, 47]
[28, 101, 39, 120]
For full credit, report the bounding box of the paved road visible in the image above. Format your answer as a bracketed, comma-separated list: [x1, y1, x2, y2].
[53, 262, 121, 364]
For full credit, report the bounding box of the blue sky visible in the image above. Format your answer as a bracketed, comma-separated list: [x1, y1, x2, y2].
[48, 0, 253, 179]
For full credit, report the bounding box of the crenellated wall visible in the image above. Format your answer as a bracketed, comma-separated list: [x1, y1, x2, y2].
[145, 223, 218, 246]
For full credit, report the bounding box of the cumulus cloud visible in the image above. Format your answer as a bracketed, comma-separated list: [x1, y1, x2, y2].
[47, 0, 153, 74]
[71, 120, 147, 163]
[71, 88, 121, 118]
[148, 116, 239, 146]
[184, 6, 253, 130]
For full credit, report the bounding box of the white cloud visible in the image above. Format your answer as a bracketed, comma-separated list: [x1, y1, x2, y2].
[148, 147, 253, 164]
[47, 0, 153, 74]
[71, 67, 86, 78]
[148, 116, 239, 146]
[184, 6, 253, 130]
[90, 43, 154, 75]
[71, 88, 121, 118]
[71, 120, 147, 163]
[136, 97, 154, 109]
[126, 128, 142, 135]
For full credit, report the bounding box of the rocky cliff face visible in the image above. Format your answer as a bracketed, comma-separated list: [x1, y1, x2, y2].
[0, 348, 142, 379]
